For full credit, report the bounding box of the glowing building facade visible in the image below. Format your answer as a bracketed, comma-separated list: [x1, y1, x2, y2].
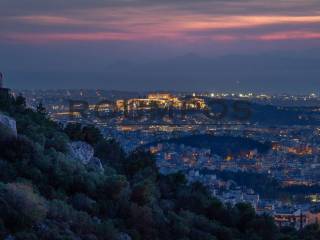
[116, 93, 207, 111]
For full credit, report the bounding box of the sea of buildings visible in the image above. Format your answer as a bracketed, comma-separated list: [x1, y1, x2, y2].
[12, 88, 320, 229]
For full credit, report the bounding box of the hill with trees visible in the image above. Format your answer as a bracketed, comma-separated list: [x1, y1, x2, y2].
[205, 98, 320, 126]
[0, 94, 319, 239]
[147, 134, 271, 158]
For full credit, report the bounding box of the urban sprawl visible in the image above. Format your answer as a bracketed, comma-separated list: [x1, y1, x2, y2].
[17, 89, 320, 230]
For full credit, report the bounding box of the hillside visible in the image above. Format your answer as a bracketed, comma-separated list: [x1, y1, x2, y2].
[0, 94, 319, 240]
[205, 98, 320, 126]
[147, 135, 271, 158]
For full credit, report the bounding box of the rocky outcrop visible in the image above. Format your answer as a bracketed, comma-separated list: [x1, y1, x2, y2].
[69, 141, 104, 172]
[87, 157, 104, 172]
[116, 233, 132, 240]
[4, 235, 15, 240]
[69, 141, 94, 165]
[0, 113, 17, 138]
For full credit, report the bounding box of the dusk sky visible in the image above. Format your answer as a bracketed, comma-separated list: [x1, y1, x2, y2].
[1, 0, 320, 93]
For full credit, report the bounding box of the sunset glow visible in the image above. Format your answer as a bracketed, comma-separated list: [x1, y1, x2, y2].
[2, 0, 320, 91]
[2, 1, 320, 44]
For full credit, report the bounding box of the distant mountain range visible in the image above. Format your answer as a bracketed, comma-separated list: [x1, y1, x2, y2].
[5, 49, 320, 93]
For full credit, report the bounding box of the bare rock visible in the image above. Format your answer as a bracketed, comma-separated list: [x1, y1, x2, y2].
[87, 157, 104, 172]
[69, 141, 104, 172]
[117, 233, 132, 240]
[4, 235, 16, 240]
[69, 141, 94, 165]
[0, 113, 17, 137]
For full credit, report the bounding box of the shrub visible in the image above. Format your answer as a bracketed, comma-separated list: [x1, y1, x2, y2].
[0, 182, 47, 231]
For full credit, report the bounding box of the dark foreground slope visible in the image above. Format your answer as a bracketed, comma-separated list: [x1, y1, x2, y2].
[0, 94, 319, 240]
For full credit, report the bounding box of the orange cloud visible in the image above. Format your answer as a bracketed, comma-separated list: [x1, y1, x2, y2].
[5, 32, 134, 43]
[13, 12, 320, 31]
[11, 15, 87, 25]
[4, 31, 184, 43]
[6, 30, 320, 44]
[181, 15, 320, 30]
[255, 31, 320, 41]
[4, 6, 320, 44]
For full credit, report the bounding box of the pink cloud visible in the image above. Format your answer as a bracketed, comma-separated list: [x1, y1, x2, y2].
[180, 15, 320, 31]
[4, 31, 185, 43]
[255, 31, 320, 41]
[3, 5, 320, 44]
[4, 29, 320, 44]
[4, 32, 135, 43]
[11, 15, 87, 25]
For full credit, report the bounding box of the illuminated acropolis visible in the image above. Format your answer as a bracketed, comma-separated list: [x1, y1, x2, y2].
[116, 93, 207, 111]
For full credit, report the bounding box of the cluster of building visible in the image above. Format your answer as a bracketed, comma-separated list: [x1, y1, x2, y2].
[116, 93, 207, 111]
[13, 89, 320, 186]
[186, 170, 320, 230]
[147, 127, 320, 185]
[12, 88, 320, 229]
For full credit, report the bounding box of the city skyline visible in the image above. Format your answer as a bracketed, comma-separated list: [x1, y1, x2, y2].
[1, 2, 320, 239]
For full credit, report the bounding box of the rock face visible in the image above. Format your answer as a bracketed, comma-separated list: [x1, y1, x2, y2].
[69, 141, 104, 172]
[0, 113, 17, 137]
[69, 141, 94, 165]
[87, 157, 104, 172]
[4, 235, 16, 240]
[117, 233, 132, 240]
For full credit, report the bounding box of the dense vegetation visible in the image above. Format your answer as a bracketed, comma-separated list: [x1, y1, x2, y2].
[0, 94, 319, 239]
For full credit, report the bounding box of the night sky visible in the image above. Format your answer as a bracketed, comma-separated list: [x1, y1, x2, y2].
[1, 0, 320, 93]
